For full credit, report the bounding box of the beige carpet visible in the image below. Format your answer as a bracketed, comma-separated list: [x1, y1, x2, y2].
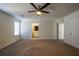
[0, 39, 79, 56]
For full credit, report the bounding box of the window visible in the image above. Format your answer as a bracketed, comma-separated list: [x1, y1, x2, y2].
[14, 21, 20, 35]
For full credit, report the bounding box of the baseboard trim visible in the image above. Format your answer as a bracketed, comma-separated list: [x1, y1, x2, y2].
[64, 41, 79, 49]
[0, 39, 20, 50]
[23, 38, 57, 40]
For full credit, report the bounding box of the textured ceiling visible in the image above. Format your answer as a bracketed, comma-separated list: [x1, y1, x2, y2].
[0, 3, 79, 20]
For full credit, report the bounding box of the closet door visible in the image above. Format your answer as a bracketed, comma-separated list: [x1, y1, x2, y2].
[64, 18, 71, 45]
[70, 17, 79, 48]
[64, 10, 79, 48]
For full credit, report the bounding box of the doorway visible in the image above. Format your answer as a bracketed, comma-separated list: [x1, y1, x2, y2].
[57, 23, 64, 40]
[32, 23, 39, 39]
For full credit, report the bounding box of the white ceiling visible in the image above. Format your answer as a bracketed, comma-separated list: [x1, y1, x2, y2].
[0, 3, 79, 20]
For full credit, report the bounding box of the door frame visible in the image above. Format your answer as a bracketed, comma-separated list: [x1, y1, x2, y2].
[32, 23, 39, 39]
[56, 23, 59, 40]
[56, 23, 64, 40]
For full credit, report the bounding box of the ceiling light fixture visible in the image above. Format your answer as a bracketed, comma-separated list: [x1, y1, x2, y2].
[36, 11, 42, 16]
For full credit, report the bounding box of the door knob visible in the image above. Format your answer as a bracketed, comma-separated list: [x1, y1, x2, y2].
[70, 33, 72, 35]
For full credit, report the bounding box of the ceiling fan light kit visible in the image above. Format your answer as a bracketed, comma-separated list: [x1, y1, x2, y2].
[28, 3, 50, 16]
[37, 11, 42, 16]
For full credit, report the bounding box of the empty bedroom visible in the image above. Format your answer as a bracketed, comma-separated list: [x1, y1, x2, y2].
[0, 3, 79, 56]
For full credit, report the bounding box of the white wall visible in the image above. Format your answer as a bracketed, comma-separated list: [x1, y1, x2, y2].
[64, 9, 79, 49]
[0, 11, 20, 49]
[21, 17, 63, 40]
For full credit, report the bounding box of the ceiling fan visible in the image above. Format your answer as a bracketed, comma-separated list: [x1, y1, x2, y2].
[28, 3, 50, 16]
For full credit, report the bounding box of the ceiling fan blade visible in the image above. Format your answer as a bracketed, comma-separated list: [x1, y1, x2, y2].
[30, 3, 37, 9]
[40, 3, 50, 10]
[41, 10, 50, 14]
[28, 10, 36, 12]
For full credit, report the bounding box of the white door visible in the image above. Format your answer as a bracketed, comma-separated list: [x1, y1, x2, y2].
[58, 23, 64, 39]
[70, 18, 79, 47]
[64, 18, 71, 44]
